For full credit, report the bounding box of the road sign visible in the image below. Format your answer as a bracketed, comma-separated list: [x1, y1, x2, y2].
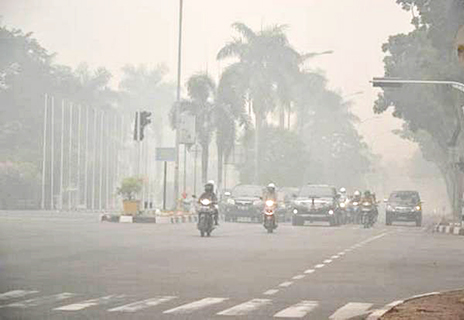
[179, 113, 195, 145]
[457, 25, 464, 68]
[156, 148, 176, 162]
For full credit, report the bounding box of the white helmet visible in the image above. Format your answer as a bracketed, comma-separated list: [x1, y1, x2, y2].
[354, 190, 361, 197]
[339, 187, 346, 193]
[268, 183, 276, 189]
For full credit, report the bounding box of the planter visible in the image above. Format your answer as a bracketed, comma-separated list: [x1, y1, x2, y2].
[123, 200, 140, 215]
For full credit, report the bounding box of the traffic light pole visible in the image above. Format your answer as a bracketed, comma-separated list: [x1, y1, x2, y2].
[174, 0, 184, 210]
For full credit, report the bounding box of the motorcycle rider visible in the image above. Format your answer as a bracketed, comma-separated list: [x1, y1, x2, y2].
[361, 190, 378, 223]
[263, 183, 278, 203]
[198, 180, 219, 225]
[352, 190, 362, 202]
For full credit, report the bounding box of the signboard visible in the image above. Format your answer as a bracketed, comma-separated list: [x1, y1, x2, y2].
[457, 25, 464, 68]
[179, 113, 196, 145]
[156, 148, 176, 162]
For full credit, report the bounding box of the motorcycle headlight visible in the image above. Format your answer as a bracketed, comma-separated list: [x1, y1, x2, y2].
[352, 202, 359, 206]
[265, 200, 275, 207]
[328, 210, 334, 215]
[415, 205, 421, 211]
[227, 198, 235, 205]
[340, 202, 346, 208]
[200, 199, 211, 206]
[363, 202, 370, 206]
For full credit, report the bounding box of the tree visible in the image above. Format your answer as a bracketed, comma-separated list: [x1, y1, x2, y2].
[217, 22, 302, 183]
[374, 0, 464, 215]
[117, 177, 142, 200]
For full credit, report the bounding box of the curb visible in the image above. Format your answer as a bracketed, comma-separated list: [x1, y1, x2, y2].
[100, 214, 198, 224]
[434, 224, 464, 235]
[366, 291, 443, 320]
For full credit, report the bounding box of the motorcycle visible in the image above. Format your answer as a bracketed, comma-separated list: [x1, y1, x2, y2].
[361, 200, 376, 228]
[348, 199, 361, 224]
[263, 199, 278, 233]
[338, 197, 349, 225]
[197, 198, 215, 237]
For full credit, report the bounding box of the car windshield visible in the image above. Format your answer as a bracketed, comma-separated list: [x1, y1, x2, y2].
[232, 185, 262, 198]
[389, 192, 419, 204]
[299, 186, 335, 198]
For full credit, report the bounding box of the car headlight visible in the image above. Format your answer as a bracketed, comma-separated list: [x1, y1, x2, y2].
[415, 205, 421, 211]
[253, 200, 261, 206]
[387, 205, 393, 211]
[227, 198, 235, 205]
[352, 202, 358, 206]
[200, 199, 211, 206]
[293, 209, 298, 214]
[328, 210, 334, 215]
[340, 202, 346, 208]
[265, 200, 275, 207]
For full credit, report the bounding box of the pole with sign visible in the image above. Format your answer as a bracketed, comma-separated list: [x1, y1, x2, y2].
[156, 148, 176, 210]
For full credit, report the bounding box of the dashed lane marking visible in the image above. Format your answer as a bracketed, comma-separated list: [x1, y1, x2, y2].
[55, 295, 126, 311]
[292, 275, 305, 280]
[331, 255, 339, 259]
[163, 297, 228, 314]
[274, 300, 319, 318]
[217, 298, 272, 316]
[304, 269, 315, 274]
[0, 290, 38, 300]
[108, 296, 176, 312]
[324, 259, 333, 264]
[3, 293, 76, 308]
[263, 289, 279, 296]
[278, 281, 293, 287]
[329, 302, 373, 320]
[315, 264, 325, 269]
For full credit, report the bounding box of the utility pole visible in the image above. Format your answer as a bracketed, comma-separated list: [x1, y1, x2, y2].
[84, 105, 89, 209]
[99, 110, 104, 211]
[91, 108, 97, 210]
[50, 96, 55, 210]
[174, 0, 184, 209]
[60, 100, 65, 210]
[77, 104, 82, 207]
[41, 94, 48, 210]
[68, 102, 73, 210]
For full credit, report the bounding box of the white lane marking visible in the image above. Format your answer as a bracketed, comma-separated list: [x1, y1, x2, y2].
[163, 297, 227, 314]
[315, 264, 325, 269]
[55, 295, 126, 311]
[367, 300, 403, 320]
[279, 281, 293, 287]
[263, 289, 279, 296]
[331, 255, 339, 259]
[329, 302, 373, 320]
[274, 300, 319, 318]
[338, 252, 345, 256]
[324, 259, 332, 264]
[292, 275, 305, 280]
[108, 296, 176, 312]
[3, 293, 76, 308]
[0, 290, 39, 300]
[217, 298, 272, 316]
[345, 249, 352, 252]
[304, 269, 315, 274]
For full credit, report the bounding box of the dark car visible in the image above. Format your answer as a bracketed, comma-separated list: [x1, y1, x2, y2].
[385, 190, 422, 226]
[291, 185, 342, 226]
[223, 184, 263, 222]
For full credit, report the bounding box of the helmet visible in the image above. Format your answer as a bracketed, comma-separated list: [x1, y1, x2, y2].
[267, 183, 276, 191]
[364, 190, 371, 197]
[205, 181, 214, 192]
[339, 187, 346, 194]
[354, 190, 361, 197]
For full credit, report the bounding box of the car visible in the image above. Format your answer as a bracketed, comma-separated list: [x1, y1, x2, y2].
[276, 187, 299, 222]
[385, 190, 422, 226]
[291, 184, 342, 226]
[223, 184, 263, 222]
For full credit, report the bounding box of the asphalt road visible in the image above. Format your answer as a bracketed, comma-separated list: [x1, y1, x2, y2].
[0, 211, 463, 319]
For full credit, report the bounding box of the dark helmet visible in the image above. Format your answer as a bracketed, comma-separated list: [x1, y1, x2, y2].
[205, 180, 215, 192]
[364, 190, 371, 197]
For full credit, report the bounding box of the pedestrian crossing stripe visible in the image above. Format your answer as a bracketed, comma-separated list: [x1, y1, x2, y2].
[0, 289, 382, 319]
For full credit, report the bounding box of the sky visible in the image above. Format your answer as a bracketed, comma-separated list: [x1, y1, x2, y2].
[2, 0, 417, 164]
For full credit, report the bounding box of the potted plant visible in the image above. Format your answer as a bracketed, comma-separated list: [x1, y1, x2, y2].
[117, 177, 142, 215]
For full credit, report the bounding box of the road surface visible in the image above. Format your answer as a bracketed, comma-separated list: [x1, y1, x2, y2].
[0, 211, 463, 319]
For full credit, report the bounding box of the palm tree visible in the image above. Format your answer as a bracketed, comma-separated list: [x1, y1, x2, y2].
[171, 73, 216, 183]
[217, 22, 302, 183]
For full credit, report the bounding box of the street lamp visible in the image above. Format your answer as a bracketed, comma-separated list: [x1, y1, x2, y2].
[371, 77, 464, 93]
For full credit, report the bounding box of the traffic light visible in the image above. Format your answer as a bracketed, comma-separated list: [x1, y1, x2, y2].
[133, 111, 152, 141]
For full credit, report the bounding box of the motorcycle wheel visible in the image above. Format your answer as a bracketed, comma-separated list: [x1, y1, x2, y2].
[267, 228, 273, 233]
[206, 231, 211, 237]
[200, 231, 205, 237]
